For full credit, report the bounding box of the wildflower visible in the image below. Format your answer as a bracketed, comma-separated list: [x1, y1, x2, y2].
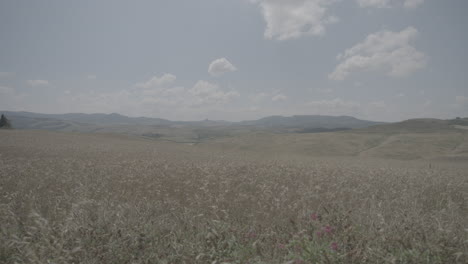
[316, 230, 323, 237]
[324, 225, 333, 234]
[330, 242, 339, 251]
[277, 243, 286, 250]
[310, 212, 319, 221]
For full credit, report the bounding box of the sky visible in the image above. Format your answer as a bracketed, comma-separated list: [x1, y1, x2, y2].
[0, 0, 467, 122]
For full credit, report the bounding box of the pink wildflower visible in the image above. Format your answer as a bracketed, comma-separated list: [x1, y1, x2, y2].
[324, 225, 333, 234]
[330, 242, 339, 251]
[310, 213, 319, 221]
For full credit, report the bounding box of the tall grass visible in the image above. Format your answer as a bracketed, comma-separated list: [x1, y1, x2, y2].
[0, 131, 467, 263]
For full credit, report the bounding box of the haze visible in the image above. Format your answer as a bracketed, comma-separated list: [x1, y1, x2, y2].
[1, 0, 467, 121]
[1, 2, 468, 263]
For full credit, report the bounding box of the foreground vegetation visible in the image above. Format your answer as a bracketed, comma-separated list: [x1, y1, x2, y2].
[0, 130, 467, 263]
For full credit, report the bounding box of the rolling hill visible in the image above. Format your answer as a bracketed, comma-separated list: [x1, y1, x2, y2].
[0, 111, 383, 140]
[3, 111, 467, 160]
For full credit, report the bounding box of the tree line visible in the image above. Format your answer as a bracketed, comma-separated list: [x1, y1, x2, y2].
[0, 114, 12, 129]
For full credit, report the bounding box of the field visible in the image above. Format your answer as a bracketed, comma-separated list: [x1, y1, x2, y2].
[0, 129, 467, 263]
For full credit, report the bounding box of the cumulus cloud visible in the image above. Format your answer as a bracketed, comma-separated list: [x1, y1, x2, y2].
[133, 75, 239, 109]
[208, 58, 237, 76]
[135, 73, 177, 89]
[356, 0, 425, 9]
[329, 27, 427, 81]
[271, 94, 288, 102]
[249, 90, 288, 103]
[189, 80, 240, 106]
[58, 75, 240, 119]
[252, 0, 338, 40]
[27, 79, 49, 87]
[249, 92, 269, 103]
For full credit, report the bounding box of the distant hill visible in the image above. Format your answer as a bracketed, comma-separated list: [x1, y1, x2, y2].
[2, 111, 467, 160]
[358, 118, 468, 133]
[1, 111, 384, 142]
[2, 111, 173, 126]
[2, 111, 381, 129]
[239, 115, 382, 130]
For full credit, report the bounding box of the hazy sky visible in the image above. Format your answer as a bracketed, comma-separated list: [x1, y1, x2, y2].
[1, 0, 467, 121]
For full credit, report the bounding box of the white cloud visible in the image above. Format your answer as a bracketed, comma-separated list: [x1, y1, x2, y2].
[356, 0, 425, 9]
[132, 75, 240, 111]
[189, 80, 240, 106]
[249, 92, 269, 103]
[271, 94, 288, 102]
[27, 79, 49, 87]
[329, 27, 427, 81]
[208, 58, 237, 76]
[252, 0, 338, 40]
[249, 90, 287, 103]
[135, 73, 177, 89]
[423, 99, 431, 107]
[87, 74, 97, 80]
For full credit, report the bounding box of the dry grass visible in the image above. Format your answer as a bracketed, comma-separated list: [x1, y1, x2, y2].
[0, 130, 467, 263]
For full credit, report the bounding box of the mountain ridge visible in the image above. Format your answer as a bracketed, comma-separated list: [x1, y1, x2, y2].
[1, 111, 383, 127]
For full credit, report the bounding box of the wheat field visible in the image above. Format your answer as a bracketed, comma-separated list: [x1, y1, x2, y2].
[0, 130, 467, 263]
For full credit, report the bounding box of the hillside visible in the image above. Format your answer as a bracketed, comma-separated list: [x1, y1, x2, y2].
[1, 111, 383, 141]
[356, 117, 468, 133]
[239, 115, 383, 129]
